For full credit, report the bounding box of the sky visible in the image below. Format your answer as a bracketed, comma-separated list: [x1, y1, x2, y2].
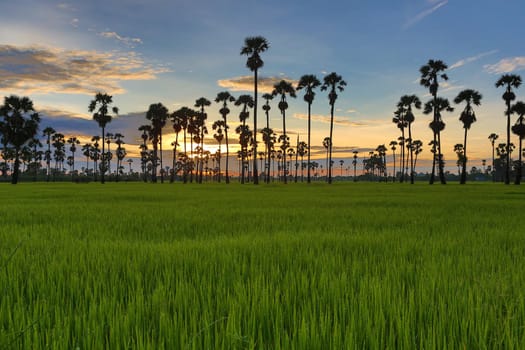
[1, 0, 524, 173]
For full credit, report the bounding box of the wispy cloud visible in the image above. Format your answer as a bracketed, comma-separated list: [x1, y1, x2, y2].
[449, 50, 498, 69]
[484, 57, 525, 74]
[217, 76, 298, 94]
[70, 18, 79, 28]
[0, 44, 168, 96]
[293, 113, 367, 127]
[99, 31, 143, 48]
[403, 0, 448, 29]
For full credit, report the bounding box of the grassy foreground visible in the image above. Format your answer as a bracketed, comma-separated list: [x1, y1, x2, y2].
[1, 182, 524, 349]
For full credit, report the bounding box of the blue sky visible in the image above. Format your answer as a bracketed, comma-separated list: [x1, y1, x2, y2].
[1, 0, 524, 171]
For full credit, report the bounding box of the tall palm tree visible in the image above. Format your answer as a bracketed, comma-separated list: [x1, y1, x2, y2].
[67, 136, 80, 176]
[392, 107, 407, 182]
[88, 92, 118, 184]
[511, 101, 525, 184]
[454, 89, 482, 184]
[412, 140, 423, 172]
[352, 150, 359, 181]
[42, 126, 56, 182]
[398, 95, 421, 184]
[146, 103, 169, 183]
[195, 97, 211, 184]
[0, 95, 41, 184]
[235, 95, 254, 184]
[91, 135, 101, 181]
[272, 80, 296, 184]
[262, 93, 273, 183]
[495, 74, 522, 184]
[488, 133, 499, 182]
[389, 141, 397, 182]
[170, 113, 183, 183]
[321, 72, 347, 184]
[297, 74, 321, 184]
[420, 59, 448, 184]
[241, 35, 269, 185]
[215, 91, 236, 184]
[212, 119, 226, 182]
[114, 133, 125, 182]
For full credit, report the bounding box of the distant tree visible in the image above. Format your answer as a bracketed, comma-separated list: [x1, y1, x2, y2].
[488, 133, 499, 182]
[42, 126, 56, 182]
[146, 103, 168, 183]
[272, 80, 296, 184]
[235, 94, 254, 184]
[212, 119, 226, 182]
[88, 93, 118, 184]
[389, 141, 397, 182]
[454, 89, 482, 184]
[215, 91, 236, 184]
[0, 96, 41, 184]
[321, 72, 347, 184]
[412, 140, 423, 172]
[114, 133, 126, 182]
[262, 93, 273, 183]
[398, 95, 421, 184]
[352, 150, 359, 181]
[297, 140, 308, 181]
[67, 136, 80, 177]
[495, 74, 522, 184]
[297, 74, 321, 184]
[393, 108, 407, 182]
[194, 97, 211, 184]
[91, 136, 101, 181]
[241, 35, 269, 185]
[511, 101, 525, 184]
[420, 59, 449, 184]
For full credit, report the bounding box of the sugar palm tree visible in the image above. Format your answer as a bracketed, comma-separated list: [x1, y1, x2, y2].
[420, 59, 448, 184]
[297, 74, 321, 184]
[495, 74, 522, 184]
[212, 119, 226, 182]
[412, 140, 423, 171]
[398, 95, 421, 184]
[272, 80, 296, 184]
[170, 113, 183, 183]
[88, 92, 118, 184]
[392, 107, 407, 182]
[215, 91, 236, 184]
[423, 96, 454, 184]
[488, 133, 498, 182]
[0, 95, 41, 184]
[42, 126, 56, 182]
[67, 136, 80, 176]
[241, 35, 269, 185]
[511, 101, 525, 184]
[389, 141, 397, 181]
[262, 93, 273, 183]
[195, 97, 211, 184]
[321, 72, 347, 184]
[454, 89, 482, 184]
[146, 102, 169, 183]
[235, 95, 254, 184]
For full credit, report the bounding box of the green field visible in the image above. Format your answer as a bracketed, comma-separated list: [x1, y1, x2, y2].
[1, 182, 524, 349]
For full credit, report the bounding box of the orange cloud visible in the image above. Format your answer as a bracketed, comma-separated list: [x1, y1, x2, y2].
[217, 75, 298, 94]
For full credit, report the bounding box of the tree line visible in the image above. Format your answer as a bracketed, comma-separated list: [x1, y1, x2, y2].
[0, 37, 524, 185]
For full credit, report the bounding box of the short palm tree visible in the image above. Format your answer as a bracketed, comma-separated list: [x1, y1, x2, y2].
[398, 95, 421, 184]
[321, 72, 347, 184]
[488, 133, 499, 182]
[215, 91, 236, 184]
[392, 107, 407, 182]
[212, 119, 226, 182]
[42, 126, 56, 182]
[419, 59, 448, 184]
[88, 92, 118, 184]
[241, 36, 269, 185]
[262, 93, 273, 183]
[272, 80, 296, 184]
[146, 102, 169, 183]
[454, 89, 482, 184]
[297, 74, 321, 184]
[389, 141, 397, 181]
[495, 74, 522, 184]
[195, 97, 211, 184]
[511, 101, 525, 184]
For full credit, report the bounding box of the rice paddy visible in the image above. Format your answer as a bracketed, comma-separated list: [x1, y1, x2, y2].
[1, 182, 524, 349]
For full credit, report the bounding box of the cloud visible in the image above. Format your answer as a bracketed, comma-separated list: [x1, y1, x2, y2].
[293, 113, 368, 127]
[99, 31, 143, 48]
[217, 75, 298, 94]
[449, 50, 498, 69]
[403, 0, 448, 29]
[70, 18, 79, 28]
[484, 57, 525, 74]
[346, 109, 358, 114]
[0, 44, 168, 96]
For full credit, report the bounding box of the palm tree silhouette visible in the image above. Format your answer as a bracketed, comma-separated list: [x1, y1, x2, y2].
[412, 140, 423, 172]
[423, 96, 454, 184]
[511, 101, 525, 184]
[262, 93, 273, 183]
[235, 94, 254, 184]
[241, 36, 269, 185]
[195, 97, 211, 184]
[495, 74, 522, 184]
[420, 59, 448, 184]
[488, 133, 499, 182]
[393, 107, 407, 182]
[272, 80, 296, 184]
[88, 93, 118, 184]
[146, 103, 168, 183]
[352, 150, 359, 181]
[215, 91, 236, 184]
[389, 141, 397, 181]
[0, 96, 41, 184]
[398, 95, 421, 184]
[42, 126, 56, 182]
[67, 136, 80, 177]
[212, 119, 225, 182]
[454, 89, 482, 184]
[321, 72, 347, 184]
[169, 112, 183, 183]
[297, 74, 321, 184]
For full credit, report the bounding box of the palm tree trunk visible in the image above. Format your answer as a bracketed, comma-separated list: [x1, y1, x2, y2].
[11, 150, 20, 184]
[224, 125, 230, 184]
[101, 127, 105, 184]
[409, 125, 414, 184]
[506, 99, 511, 185]
[160, 132, 164, 183]
[307, 102, 312, 184]
[437, 131, 446, 184]
[491, 143, 496, 182]
[253, 69, 259, 184]
[282, 107, 287, 185]
[515, 137, 522, 185]
[461, 128, 468, 184]
[328, 102, 335, 184]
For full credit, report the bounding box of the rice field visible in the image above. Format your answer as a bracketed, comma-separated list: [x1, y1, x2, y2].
[1, 182, 524, 349]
